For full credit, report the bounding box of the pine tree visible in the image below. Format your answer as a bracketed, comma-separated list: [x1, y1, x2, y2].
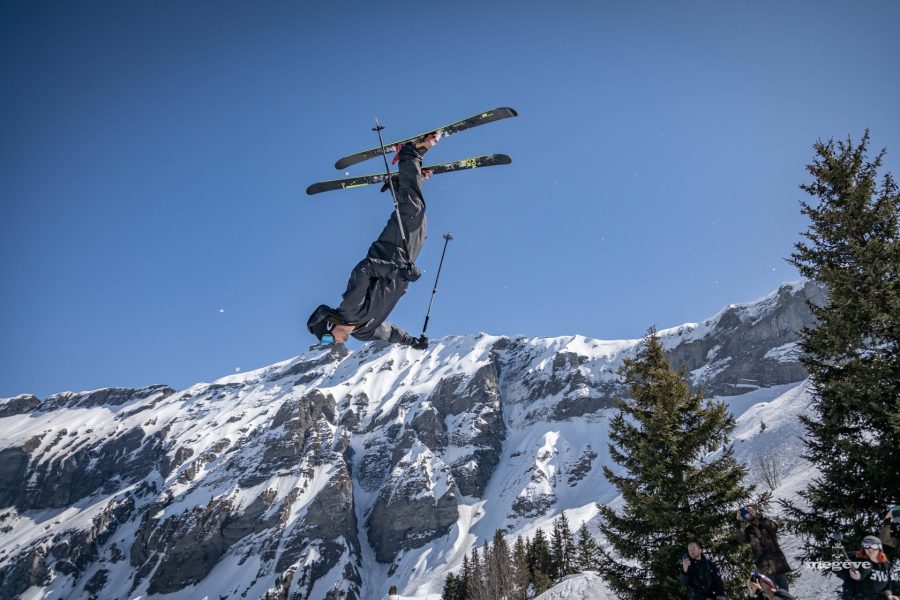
[512, 535, 530, 600]
[487, 529, 513, 599]
[595, 329, 754, 599]
[481, 537, 499, 600]
[532, 570, 551, 595]
[459, 554, 471, 600]
[780, 131, 900, 560]
[550, 514, 575, 579]
[574, 521, 600, 571]
[442, 574, 459, 600]
[467, 546, 483, 600]
[526, 527, 553, 589]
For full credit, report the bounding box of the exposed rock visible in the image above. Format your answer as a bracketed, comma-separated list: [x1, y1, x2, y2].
[159, 445, 194, 478]
[368, 485, 459, 563]
[0, 394, 40, 417]
[84, 568, 109, 596]
[139, 490, 280, 594]
[511, 491, 556, 518]
[429, 361, 505, 497]
[48, 494, 134, 579]
[276, 345, 349, 381]
[668, 282, 821, 395]
[240, 389, 337, 485]
[0, 546, 51, 600]
[551, 382, 618, 421]
[411, 406, 446, 451]
[567, 446, 598, 486]
[40, 385, 175, 412]
[4, 427, 163, 511]
[0, 447, 30, 508]
[276, 465, 360, 596]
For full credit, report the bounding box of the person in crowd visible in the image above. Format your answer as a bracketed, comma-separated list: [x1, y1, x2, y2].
[879, 507, 900, 561]
[677, 542, 726, 600]
[736, 506, 793, 591]
[835, 535, 898, 600]
[745, 572, 795, 599]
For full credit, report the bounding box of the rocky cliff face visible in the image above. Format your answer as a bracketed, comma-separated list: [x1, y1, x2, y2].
[0, 282, 820, 599]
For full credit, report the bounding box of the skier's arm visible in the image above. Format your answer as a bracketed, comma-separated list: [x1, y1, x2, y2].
[396, 142, 425, 208]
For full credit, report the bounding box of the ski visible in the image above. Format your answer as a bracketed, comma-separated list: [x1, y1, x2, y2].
[333, 107, 518, 170]
[307, 154, 511, 196]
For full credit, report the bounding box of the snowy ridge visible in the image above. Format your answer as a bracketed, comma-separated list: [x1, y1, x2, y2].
[0, 282, 826, 599]
[657, 279, 808, 346]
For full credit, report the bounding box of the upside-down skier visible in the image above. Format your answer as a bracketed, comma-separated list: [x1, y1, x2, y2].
[306, 133, 440, 349]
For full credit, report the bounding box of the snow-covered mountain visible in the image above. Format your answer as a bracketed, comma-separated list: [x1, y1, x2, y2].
[0, 281, 832, 600]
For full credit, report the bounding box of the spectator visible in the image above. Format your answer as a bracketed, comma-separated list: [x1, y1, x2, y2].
[745, 572, 795, 599]
[879, 508, 900, 561]
[677, 542, 726, 600]
[736, 506, 792, 591]
[835, 535, 898, 600]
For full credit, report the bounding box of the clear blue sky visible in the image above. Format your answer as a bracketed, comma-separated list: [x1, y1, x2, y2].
[2, 1, 898, 398]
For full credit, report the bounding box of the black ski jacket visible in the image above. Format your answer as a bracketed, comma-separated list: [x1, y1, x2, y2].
[836, 559, 895, 599]
[677, 556, 726, 600]
[335, 142, 427, 343]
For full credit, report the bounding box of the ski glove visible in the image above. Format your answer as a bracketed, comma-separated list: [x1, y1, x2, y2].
[403, 263, 421, 282]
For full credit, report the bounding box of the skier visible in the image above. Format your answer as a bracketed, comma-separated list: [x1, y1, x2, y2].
[307, 133, 440, 348]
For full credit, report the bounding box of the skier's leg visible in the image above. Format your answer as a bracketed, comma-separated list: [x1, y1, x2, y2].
[353, 321, 409, 344]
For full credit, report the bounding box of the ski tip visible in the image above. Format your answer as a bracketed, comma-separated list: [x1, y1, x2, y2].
[499, 107, 518, 117]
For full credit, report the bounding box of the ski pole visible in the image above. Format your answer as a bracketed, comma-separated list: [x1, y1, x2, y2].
[372, 119, 411, 263]
[421, 233, 453, 336]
